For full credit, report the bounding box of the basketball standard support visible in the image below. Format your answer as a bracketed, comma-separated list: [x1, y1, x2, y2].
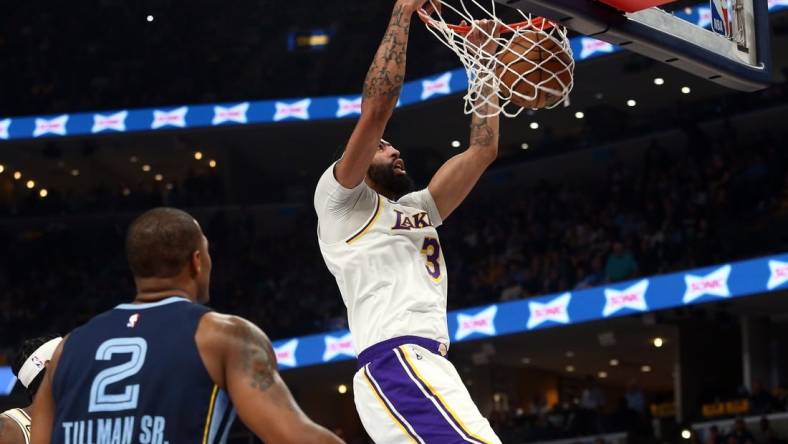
[497, 0, 772, 91]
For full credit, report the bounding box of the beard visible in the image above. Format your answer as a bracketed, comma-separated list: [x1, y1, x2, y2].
[367, 162, 415, 201]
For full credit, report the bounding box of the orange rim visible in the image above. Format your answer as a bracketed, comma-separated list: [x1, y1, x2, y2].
[417, 5, 556, 36]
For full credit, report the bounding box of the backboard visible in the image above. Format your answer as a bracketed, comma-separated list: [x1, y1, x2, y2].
[495, 0, 772, 91]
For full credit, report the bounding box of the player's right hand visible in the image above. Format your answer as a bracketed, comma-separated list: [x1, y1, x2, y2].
[398, 0, 437, 14]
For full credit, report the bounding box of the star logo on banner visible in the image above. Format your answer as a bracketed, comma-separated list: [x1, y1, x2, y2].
[151, 106, 188, 129]
[421, 72, 452, 100]
[455, 305, 498, 340]
[323, 333, 355, 362]
[767, 260, 788, 290]
[683, 265, 732, 304]
[336, 97, 362, 118]
[697, 7, 713, 29]
[527, 293, 572, 330]
[212, 102, 249, 125]
[92, 111, 128, 133]
[33, 115, 69, 137]
[273, 99, 311, 122]
[768, 0, 788, 10]
[273, 339, 299, 368]
[0, 119, 10, 140]
[579, 38, 615, 59]
[603, 279, 649, 317]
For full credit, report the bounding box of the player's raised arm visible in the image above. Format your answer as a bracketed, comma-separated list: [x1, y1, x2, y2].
[198, 314, 344, 444]
[334, 0, 429, 188]
[427, 20, 500, 220]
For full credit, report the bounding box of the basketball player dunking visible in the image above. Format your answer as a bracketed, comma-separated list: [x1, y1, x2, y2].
[31, 208, 344, 444]
[1, 335, 62, 444]
[315, 1, 503, 442]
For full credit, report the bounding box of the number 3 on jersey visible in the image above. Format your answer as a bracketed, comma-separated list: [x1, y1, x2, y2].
[88, 337, 148, 413]
[421, 237, 443, 283]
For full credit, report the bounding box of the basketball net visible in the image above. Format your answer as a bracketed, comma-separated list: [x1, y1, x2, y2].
[419, 0, 575, 118]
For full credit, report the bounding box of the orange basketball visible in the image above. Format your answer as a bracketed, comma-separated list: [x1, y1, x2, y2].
[496, 31, 573, 109]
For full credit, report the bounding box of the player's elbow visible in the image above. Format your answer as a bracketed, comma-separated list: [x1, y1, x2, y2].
[360, 97, 395, 123]
[473, 143, 499, 166]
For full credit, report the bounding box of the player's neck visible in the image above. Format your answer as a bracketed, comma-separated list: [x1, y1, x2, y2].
[134, 277, 197, 304]
[365, 178, 397, 201]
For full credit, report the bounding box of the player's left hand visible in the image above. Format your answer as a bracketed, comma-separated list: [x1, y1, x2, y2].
[466, 19, 501, 56]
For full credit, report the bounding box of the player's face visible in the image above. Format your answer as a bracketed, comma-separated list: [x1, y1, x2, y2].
[196, 235, 212, 304]
[367, 139, 414, 200]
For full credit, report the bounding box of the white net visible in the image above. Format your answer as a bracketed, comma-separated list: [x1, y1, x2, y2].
[419, 0, 576, 118]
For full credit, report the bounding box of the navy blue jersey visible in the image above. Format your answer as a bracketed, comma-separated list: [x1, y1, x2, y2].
[52, 297, 236, 444]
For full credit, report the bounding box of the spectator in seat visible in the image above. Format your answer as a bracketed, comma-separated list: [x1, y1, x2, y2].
[750, 380, 778, 414]
[760, 416, 786, 444]
[605, 241, 638, 282]
[705, 425, 723, 444]
[726, 418, 755, 444]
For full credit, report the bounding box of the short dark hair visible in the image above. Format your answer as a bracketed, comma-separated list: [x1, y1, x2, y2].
[126, 207, 203, 278]
[12, 334, 60, 399]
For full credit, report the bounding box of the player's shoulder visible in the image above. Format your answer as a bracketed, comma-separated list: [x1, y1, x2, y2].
[198, 313, 272, 349]
[0, 413, 25, 444]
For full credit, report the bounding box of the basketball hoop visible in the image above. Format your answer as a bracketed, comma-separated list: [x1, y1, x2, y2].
[419, 0, 575, 118]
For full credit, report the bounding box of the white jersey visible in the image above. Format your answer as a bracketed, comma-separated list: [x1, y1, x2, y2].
[315, 163, 449, 354]
[1, 408, 31, 444]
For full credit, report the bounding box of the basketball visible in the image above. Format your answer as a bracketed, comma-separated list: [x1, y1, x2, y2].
[496, 31, 573, 109]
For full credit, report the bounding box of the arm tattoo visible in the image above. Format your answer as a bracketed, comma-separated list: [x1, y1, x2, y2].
[470, 114, 495, 146]
[470, 87, 496, 147]
[362, 3, 411, 100]
[237, 321, 276, 392]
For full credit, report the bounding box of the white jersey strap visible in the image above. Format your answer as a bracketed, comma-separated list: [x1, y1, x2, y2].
[2, 408, 31, 444]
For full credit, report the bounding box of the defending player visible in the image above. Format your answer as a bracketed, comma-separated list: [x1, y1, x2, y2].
[1, 335, 62, 444]
[31, 208, 343, 444]
[314, 1, 503, 442]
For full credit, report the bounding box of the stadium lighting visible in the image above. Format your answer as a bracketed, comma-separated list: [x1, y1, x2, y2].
[0, 164, 4, 174]
[574, 111, 584, 119]
[641, 365, 652, 373]
[654, 77, 665, 86]
[130, 156, 138, 163]
[598, 371, 608, 379]
[154, 174, 163, 182]
[565, 365, 575, 373]
[13, 171, 21, 180]
[39, 189, 48, 198]
[565, 351, 574, 358]
[609, 359, 619, 367]
[681, 86, 691, 94]
[209, 159, 217, 168]
[653, 337, 664, 348]
[520, 143, 529, 150]
[681, 429, 692, 440]
[627, 99, 637, 107]
[146, 15, 154, 22]
[71, 169, 79, 177]
[529, 122, 539, 130]
[338, 384, 348, 394]
[165, 183, 174, 191]
[25, 180, 35, 189]
[451, 140, 461, 148]
[142, 164, 151, 172]
[194, 151, 203, 160]
[521, 357, 531, 364]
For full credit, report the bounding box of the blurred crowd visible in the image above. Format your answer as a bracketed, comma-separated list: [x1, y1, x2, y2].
[0, 0, 454, 117]
[1, 121, 786, 354]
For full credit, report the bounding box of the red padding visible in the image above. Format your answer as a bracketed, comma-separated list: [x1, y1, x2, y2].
[597, 0, 678, 13]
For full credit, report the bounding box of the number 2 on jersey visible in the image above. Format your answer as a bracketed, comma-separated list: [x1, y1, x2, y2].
[88, 337, 148, 413]
[421, 237, 443, 283]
